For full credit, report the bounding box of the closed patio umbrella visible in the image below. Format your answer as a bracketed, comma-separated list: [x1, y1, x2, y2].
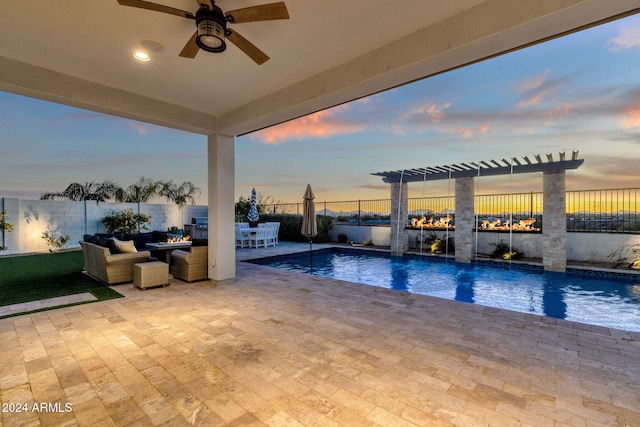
[301, 183, 317, 270]
[247, 187, 259, 226]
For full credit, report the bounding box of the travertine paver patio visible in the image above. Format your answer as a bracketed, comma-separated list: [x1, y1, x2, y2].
[1, 244, 639, 426]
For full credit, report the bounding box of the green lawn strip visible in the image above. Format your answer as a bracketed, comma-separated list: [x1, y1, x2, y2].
[0, 250, 123, 306]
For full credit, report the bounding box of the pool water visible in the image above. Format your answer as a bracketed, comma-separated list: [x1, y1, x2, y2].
[248, 248, 640, 332]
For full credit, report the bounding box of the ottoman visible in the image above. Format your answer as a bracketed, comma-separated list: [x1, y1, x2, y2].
[134, 261, 169, 290]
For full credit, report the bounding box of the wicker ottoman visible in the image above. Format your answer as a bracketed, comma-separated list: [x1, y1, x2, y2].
[133, 261, 169, 290]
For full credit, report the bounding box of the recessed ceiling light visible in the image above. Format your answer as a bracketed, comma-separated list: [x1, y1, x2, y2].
[133, 51, 151, 62]
[141, 40, 164, 52]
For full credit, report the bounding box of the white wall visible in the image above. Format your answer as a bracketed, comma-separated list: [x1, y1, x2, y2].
[0, 198, 207, 255]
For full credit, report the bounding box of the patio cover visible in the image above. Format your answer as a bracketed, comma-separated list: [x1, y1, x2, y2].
[0, 2, 634, 281]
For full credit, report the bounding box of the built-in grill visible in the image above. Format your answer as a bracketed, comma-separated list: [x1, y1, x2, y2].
[185, 217, 208, 239]
[191, 217, 208, 229]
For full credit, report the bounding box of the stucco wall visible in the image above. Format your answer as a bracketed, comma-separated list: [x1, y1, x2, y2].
[0, 198, 207, 255]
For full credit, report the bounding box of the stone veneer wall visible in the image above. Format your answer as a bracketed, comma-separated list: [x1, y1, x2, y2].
[0, 198, 208, 255]
[389, 182, 408, 255]
[542, 170, 567, 272]
[454, 177, 475, 263]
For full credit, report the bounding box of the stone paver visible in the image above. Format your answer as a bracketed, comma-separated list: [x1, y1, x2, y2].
[0, 244, 639, 426]
[0, 293, 97, 317]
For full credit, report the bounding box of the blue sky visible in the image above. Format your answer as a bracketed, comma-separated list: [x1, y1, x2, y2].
[2, 14, 640, 205]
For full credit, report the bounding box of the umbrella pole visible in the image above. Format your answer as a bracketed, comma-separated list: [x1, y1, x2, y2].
[309, 239, 313, 272]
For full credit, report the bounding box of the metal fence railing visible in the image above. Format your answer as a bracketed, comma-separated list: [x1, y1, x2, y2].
[253, 187, 640, 234]
[566, 188, 640, 232]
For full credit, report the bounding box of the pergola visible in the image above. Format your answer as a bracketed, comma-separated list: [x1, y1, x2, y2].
[1, 1, 636, 281]
[372, 153, 585, 272]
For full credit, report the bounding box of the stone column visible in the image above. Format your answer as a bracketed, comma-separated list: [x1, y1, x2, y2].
[390, 182, 408, 255]
[208, 133, 236, 282]
[543, 170, 566, 272]
[454, 177, 475, 263]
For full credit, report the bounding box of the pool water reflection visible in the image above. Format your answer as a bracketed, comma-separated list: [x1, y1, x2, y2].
[248, 248, 640, 332]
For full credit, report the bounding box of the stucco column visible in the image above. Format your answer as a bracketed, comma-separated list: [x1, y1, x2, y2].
[543, 170, 566, 272]
[454, 177, 474, 263]
[390, 182, 408, 255]
[208, 133, 236, 282]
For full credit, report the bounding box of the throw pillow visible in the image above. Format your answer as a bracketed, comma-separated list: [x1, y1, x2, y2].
[106, 238, 119, 255]
[113, 238, 137, 253]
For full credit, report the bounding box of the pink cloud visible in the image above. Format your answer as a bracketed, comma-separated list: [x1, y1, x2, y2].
[442, 126, 473, 138]
[251, 105, 365, 144]
[402, 102, 452, 123]
[622, 108, 640, 128]
[129, 122, 155, 136]
[517, 72, 562, 107]
[520, 74, 546, 92]
[610, 26, 640, 52]
[519, 92, 546, 107]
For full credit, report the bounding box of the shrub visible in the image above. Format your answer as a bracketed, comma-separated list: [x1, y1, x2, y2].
[337, 232, 348, 243]
[490, 240, 523, 260]
[0, 209, 13, 251]
[416, 232, 454, 254]
[42, 231, 70, 251]
[363, 239, 374, 247]
[608, 244, 640, 269]
[102, 209, 152, 234]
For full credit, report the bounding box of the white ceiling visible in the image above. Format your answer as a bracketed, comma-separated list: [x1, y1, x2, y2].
[1, 0, 639, 136]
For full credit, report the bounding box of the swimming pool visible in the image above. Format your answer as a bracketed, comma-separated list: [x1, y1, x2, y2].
[248, 248, 640, 332]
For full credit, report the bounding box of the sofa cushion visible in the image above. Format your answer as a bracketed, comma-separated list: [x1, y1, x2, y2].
[84, 234, 100, 244]
[97, 236, 112, 248]
[124, 232, 154, 249]
[152, 231, 169, 242]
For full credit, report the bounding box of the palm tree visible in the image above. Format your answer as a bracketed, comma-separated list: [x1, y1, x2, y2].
[40, 180, 119, 202]
[115, 177, 159, 203]
[158, 180, 201, 208]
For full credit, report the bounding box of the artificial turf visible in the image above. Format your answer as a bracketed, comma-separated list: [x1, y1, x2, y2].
[0, 250, 123, 309]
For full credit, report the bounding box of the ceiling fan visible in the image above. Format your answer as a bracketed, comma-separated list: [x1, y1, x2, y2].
[117, 0, 289, 65]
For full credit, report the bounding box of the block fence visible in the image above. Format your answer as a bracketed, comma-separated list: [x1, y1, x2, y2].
[0, 198, 207, 256]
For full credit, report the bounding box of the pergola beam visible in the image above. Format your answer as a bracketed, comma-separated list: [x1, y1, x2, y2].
[372, 154, 584, 183]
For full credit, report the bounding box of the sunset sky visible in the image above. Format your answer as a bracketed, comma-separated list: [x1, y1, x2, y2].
[1, 13, 640, 205]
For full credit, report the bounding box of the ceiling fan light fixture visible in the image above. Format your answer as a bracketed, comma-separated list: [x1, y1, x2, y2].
[195, 8, 226, 53]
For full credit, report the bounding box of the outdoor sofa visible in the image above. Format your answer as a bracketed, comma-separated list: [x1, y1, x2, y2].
[80, 238, 151, 285]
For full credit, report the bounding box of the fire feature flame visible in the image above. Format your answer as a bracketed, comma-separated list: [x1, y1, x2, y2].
[167, 234, 191, 243]
[479, 218, 539, 231]
[411, 215, 454, 229]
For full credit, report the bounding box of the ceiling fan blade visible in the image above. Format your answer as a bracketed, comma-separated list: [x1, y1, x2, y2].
[179, 32, 200, 58]
[227, 29, 270, 65]
[226, 2, 289, 23]
[117, 0, 194, 19]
